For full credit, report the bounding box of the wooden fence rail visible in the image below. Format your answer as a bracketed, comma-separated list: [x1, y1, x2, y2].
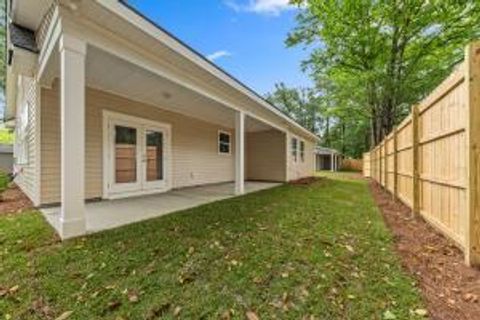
[363, 42, 480, 267]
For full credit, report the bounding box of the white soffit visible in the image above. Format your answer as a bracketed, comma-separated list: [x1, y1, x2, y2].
[86, 46, 271, 132]
[12, 0, 53, 30]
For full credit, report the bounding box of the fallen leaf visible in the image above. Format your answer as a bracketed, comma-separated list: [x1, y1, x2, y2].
[253, 276, 262, 284]
[463, 293, 479, 303]
[383, 310, 396, 320]
[246, 311, 259, 320]
[220, 310, 232, 320]
[55, 311, 73, 320]
[173, 306, 182, 316]
[414, 309, 428, 316]
[8, 285, 19, 293]
[345, 245, 355, 253]
[128, 293, 139, 303]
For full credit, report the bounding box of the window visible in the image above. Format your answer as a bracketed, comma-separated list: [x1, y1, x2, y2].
[300, 141, 305, 162]
[218, 131, 231, 154]
[291, 138, 298, 162]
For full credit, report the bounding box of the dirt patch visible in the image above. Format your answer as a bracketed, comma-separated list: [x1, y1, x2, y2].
[289, 177, 323, 185]
[369, 181, 480, 320]
[340, 172, 364, 180]
[0, 184, 33, 215]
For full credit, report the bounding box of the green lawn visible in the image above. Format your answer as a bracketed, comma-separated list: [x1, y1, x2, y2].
[0, 174, 425, 319]
[0, 129, 14, 145]
[0, 171, 9, 194]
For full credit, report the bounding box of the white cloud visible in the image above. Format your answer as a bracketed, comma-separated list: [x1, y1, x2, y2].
[207, 50, 232, 62]
[225, 0, 295, 16]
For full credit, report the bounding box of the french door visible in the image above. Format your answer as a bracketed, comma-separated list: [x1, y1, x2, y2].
[104, 112, 171, 199]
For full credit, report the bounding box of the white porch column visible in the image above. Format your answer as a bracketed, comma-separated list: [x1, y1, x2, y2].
[59, 34, 87, 239]
[331, 153, 334, 172]
[235, 111, 245, 195]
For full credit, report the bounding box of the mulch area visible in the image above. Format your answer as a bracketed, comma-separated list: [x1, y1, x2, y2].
[289, 177, 323, 185]
[369, 181, 480, 320]
[0, 184, 33, 215]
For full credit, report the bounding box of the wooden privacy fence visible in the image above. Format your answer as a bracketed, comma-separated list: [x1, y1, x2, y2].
[341, 159, 363, 172]
[363, 42, 480, 267]
[362, 153, 371, 177]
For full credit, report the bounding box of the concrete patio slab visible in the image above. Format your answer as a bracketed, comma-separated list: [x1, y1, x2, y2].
[42, 181, 281, 235]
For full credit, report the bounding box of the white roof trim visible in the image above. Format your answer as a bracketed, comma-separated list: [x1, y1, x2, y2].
[95, 0, 319, 141]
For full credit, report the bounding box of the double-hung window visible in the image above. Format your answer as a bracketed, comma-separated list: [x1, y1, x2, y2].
[291, 138, 298, 162]
[300, 141, 305, 162]
[218, 131, 231, 154]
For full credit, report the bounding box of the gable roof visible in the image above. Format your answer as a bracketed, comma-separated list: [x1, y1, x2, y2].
[116, 0, 318, 141]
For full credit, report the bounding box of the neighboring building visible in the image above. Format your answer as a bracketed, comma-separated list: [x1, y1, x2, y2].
[6, 0, 319, 239]
[315, 147, 342, 171]
[0, 144, 13, 173]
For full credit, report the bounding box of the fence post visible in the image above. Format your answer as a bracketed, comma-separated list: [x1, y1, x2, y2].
[466, 42, 480, 267]
[393, 127, 398, 201]
[412, 105, 420, 217]
[379, 144, 382, 185]
[384, 141, 388, 188]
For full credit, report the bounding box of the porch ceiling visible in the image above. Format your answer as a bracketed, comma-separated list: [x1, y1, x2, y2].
[45, 45, 273, 132]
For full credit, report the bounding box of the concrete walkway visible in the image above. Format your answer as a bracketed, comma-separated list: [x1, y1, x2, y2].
[42, 181, 281, 234]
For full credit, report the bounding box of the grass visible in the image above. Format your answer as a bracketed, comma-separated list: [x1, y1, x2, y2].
[0, 129, 14, 145]
[0, 171, 9, 194]
[0, 174, 425, 319]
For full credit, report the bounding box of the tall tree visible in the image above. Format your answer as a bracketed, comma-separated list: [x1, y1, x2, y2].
[266, 83, 323, 135]
[287, 0, 480, 145]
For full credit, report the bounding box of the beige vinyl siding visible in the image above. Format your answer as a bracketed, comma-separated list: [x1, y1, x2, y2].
[287, 133, 315, 181]
[246, 130, 286, 182]
[40, 83, 236, 204]
[14, 76, 39, 203]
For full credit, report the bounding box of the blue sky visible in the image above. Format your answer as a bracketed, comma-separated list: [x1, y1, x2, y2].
[126, 0, 312, 95]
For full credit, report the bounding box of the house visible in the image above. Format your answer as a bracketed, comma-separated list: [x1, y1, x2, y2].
[6, 0, 319, 239]
[315, 147, 342, 172]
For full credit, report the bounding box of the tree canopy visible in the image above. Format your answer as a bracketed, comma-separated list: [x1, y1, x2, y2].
[267, 0, 480, 158]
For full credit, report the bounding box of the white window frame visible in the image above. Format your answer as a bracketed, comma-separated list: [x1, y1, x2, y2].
[291, 137, 298, 162]
[218, 130, 232, 155]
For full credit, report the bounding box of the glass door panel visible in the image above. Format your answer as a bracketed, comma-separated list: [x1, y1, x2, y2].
[114, 125, 137, 184]
[145, 130, 164, 182]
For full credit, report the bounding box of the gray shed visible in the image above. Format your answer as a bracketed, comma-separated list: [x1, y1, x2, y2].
[315, 147, 342, 172]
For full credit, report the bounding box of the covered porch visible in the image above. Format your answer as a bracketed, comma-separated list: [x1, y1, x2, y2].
[36, 2, 291, 239]
[42, 181, 280, 234]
